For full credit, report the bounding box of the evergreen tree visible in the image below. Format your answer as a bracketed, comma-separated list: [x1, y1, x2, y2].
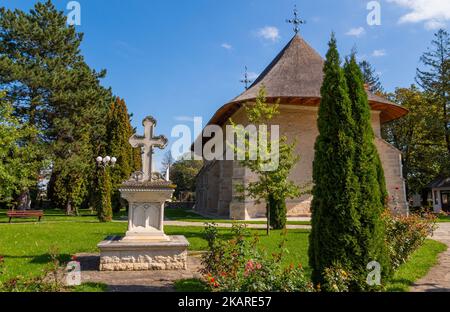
[0, 1, 112, 213]
[416, 29, 450, 158]
[96, 165, 112, 222]
[105, 97, 137, 212]
[309, 34, 360, 286]
[359, 60, 384, 94]
[345, 54, 391, 286]
[0, 92, 42, 205]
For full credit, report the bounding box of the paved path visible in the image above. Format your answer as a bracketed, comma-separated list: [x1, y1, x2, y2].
[78, 253, 203, 292]
[164, 220, 311, 230]
[411, 223, 450, 292]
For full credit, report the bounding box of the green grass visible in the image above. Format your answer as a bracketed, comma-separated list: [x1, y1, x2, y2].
[0, 209, 309, 283]
[0, 209, 445, 293]
[437, 215, 450, 223]
[386, 239, 447, 292]
[173, 279, 208, 292]
[165, 208, 311, 225]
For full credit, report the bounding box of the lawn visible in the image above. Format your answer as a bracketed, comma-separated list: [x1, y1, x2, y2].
[0, 209, 445, 293]
[165, 208, 311, 225]
[437, 215, 450, 223]
[386, 239, 447, 291]
[0, 209, 309, 283]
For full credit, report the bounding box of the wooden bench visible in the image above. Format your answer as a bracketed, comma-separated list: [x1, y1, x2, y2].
[6, 210, 44, 223]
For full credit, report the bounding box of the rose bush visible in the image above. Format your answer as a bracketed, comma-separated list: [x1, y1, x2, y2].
[201, 223, 314, 292]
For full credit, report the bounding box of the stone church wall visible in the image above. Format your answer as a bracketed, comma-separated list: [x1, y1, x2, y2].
[195, 104, 408, 219]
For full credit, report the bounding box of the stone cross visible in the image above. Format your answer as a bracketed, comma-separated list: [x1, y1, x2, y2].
[129, 116, 168, 182]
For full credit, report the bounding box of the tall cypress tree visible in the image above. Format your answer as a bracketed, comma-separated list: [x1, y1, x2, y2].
[345, 54, 391, 285]
[309, 34, 360, 286]
[105, 97, 138, 212]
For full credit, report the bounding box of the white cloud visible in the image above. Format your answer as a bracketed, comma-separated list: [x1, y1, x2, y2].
[256, 26, 280, 42]
[372, 49, 387, 57]
[346, 27, 366, 37]
[221, 43, 232, 50]
[387, 0, 450, 30]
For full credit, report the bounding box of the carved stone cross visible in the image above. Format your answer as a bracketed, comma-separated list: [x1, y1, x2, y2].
[129, 116, 168, 182]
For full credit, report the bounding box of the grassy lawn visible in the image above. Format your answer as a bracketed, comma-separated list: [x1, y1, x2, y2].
[0, 209, 309, 283]
[437, 215, 450, 223]
[0, 209, 445, 293]
[165, 208, 311, 225]
[386, 239, 447, 292]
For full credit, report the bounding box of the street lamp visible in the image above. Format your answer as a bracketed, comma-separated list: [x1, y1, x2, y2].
[96, 156, 117, 168]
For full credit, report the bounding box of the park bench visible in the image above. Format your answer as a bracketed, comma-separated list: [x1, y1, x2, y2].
[6, 210, 44, 223]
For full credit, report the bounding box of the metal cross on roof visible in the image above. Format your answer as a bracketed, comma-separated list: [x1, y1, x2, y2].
[286, 5, 306, 34]
[240, 66, 253, 90]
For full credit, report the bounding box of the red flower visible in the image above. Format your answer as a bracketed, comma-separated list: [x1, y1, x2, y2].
[0, 256, 4, 263]
[71, 255, 77, 261]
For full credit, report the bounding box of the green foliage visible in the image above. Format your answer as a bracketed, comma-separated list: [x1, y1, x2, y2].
[104, 98, 140, 212]
[231, 87, 303, 233]
[383, 211, 437, 271]
[344, 54, 391, 284]
[201, 223, 314, 292]
[0, 1, 113, 212]
[359, 60, 384, 94]
[321, 263, 353, 292]
[382, 86, 447, 194]
[416, 29, 449, 158]
[309, 34, 361, 288]
[0, 93, 43, 204]
[96, 167, 112, 222]
[170, 158, 203, 199]
[268, 194, 286, 230]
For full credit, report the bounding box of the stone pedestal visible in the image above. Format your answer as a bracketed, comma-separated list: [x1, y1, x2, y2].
[98, 180, 189, 271]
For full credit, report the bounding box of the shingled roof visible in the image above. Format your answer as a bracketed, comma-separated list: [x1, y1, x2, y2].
[207, 34, 408, 126]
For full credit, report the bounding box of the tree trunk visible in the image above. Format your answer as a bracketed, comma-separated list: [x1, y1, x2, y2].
[66, 199, 73, 216]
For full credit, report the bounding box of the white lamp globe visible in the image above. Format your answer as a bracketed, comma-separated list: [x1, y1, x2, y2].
[104, 156, 111, 163]
[96, 156, 103, 163]
[111, 157, 117, 165]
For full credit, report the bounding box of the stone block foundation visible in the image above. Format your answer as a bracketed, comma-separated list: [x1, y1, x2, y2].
[98, 235, 189, 271]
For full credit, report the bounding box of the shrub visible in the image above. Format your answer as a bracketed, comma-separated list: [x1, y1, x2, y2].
[383, 211, 437, 271]
[321, 263, 352, 292]
[201, 223, 314, 292]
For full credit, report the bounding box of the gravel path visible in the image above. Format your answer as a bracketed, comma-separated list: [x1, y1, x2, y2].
[164, 220, 311, 230]
[410, 223, 450, 292]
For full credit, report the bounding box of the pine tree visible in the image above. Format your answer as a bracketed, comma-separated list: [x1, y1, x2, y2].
[345, 54, 391, 286]
[416, 29, 450, 158]
[359, 60, 384, 94]
[308, 34, 360, 286]
[0, 1, 112, 213]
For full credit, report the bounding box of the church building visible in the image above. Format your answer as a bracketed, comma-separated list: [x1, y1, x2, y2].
[195, 34, 409, 220]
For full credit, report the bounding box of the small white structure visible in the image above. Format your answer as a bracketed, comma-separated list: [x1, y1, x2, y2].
[97, 116, 189, 271]
[427, 177, 450, 213]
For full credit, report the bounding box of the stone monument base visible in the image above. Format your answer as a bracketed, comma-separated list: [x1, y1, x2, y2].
[98, 235, 189, 271]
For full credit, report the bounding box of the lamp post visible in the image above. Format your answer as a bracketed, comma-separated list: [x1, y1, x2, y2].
[95, 156, 116, 222]
[96, 156, 117, 169]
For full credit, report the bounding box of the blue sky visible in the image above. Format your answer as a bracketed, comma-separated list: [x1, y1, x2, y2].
[2, 0, 449, 168]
